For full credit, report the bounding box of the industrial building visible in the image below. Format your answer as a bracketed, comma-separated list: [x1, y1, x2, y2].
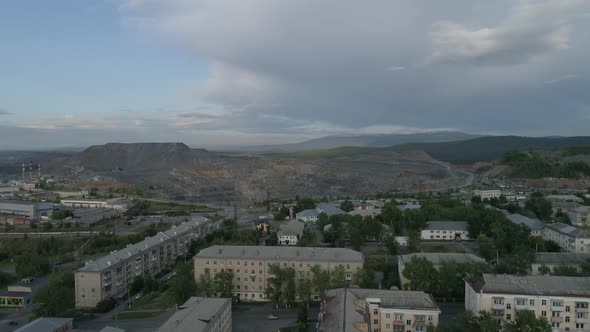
[465, 274, 590, 330]
[0, 200, 53, 218]
[194, 245, 363, 302]
[158, 297, 232, 332]
[75, 217, 216, 308]
[317, 288, 441, 332]
[61, 198, 129, 210]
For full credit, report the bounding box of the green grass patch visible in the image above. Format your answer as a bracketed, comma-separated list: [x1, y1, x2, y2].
[130, 290, 175, 310]
[114, 311, 163, 320]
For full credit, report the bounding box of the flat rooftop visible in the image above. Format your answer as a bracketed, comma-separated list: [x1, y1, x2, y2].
[14, 317, 73, 332]
[195, 245, 363, 262]
[544, 222, 590, 238]
[534, 252, 590, 265]
[466, 274, 590, 297]
[157, 297, 230, 332]
[424, 221, 468, 231]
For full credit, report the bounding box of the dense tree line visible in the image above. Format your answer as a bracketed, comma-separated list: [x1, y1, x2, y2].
[503, 150, 590, 179]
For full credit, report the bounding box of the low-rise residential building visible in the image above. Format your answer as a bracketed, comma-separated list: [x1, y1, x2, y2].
[505, 213, 544, 236]
[531, 252, 590, 275]
[14, 317, 73, 332]
[277, 220, 305, 246]
[317, 288, 441, 332]
[546, 195, 583, 214]
[194, 245, 363, 302]
[568, 206, 590, 227]
[75, 217, 214, 308]
[0, 200, 53, 218]
[317, 203, 346, 216]
[465, 274, 590, 331]
[420, 221, 469, 241]
[398, 253, 486, 289]
[61, 198, 129, 210]
[542, 223, 590, 254]
[473, 190, 502, 200]
[157, 297, 231, 332]
[296, 209, 320, 224]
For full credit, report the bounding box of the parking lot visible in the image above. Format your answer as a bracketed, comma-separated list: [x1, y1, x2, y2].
[232, 302, 319, 332]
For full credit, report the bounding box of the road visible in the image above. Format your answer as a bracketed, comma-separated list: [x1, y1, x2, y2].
[76, 302, 176, 332]
[0, 231, 94, 238]
[232, 303, 319, 332]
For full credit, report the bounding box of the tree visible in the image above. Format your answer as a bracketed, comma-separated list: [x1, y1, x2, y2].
[340, 200, 354, 212]
[293, 198, 316, 214]
[221, 219, 237, 240]
[402, 257, 437, 293]
[525, 193, 552, 220]
[283, 268, 297, 305]
[504, 310, 551, 332]
[51, 209, 74, 220]
[266, 264, 284, 304]
[296, 303, 308, 332]
[33, 270, 75, 317]
[477, 235, 497, 261]
[15, 253, 50, 278]
[196, 273, 214, 297]
[330, 265, 347, 289]
[173, 263, 197, 304]
[130, 276, 144, 294]
[296, 278, 312, 305]
[214, 270, 234, 297]
[311, 265, 330, 297]
[355, 268, 377, 289]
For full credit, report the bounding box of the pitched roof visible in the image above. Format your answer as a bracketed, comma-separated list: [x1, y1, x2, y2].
[14, 317, 72, 332]
[157, 297, 230, 332]
[195, 245, 363, 263]
[317, 203, 346, 216]
[277, 220, 305, 237]
[398, 253, 485, 266]
[506, 213, 543, 231]
[534, 252, 590, 265]
[546, 195, 584, 203]
[466, 274, 590, 297]
[544, 222, 590, 238]
[296, 209, 320, 218]
[424, 221, 468, 231]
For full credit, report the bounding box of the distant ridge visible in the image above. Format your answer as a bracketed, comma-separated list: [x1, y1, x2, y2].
[238, 131, 481, 152]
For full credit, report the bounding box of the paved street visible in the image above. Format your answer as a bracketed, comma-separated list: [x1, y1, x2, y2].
[232, 303, 319, 332]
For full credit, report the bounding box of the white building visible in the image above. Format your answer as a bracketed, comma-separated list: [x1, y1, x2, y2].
[542, 223, 590, 254]
[473, 190, 502, 200]
[61, 198, 129, 211]
[277, 220, 305, 246]
[465, 274, 590, 331]
[296, 209, 320, 224]
[317, 288, 441, 332]
[568, 206, 590, 227]
[420, 221, 470, 241]
[531, 252, 590, 276]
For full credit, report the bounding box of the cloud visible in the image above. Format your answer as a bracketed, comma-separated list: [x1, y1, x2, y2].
[0, 108, 13, 115]
[385, 66, 406, 72]
[429, 0, 587, 65]
[544, 74, 578, 85]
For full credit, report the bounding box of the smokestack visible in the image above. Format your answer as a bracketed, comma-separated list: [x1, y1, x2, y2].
[29, 161, 33, 181]
[22, 163, 25, 181]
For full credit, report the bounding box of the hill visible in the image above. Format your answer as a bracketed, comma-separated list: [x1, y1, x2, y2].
[240, 131, 480, 152]
[393, 136, 590, 164]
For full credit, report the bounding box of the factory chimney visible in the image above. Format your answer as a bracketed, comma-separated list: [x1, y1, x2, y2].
[22, 163, 25, 181]
[29, 161, 33, 181]
[38, 164, 41, 179]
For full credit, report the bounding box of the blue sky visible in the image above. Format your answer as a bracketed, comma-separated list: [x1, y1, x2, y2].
[1, 0, 589, 149]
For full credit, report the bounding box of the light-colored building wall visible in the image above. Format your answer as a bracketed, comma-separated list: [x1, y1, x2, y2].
[278, 234, 298, 246]
[542, 224, 590, 254]
[420, 229, 469, 241]
[568, 207, 590, 227]
[75, 218, 215, 308]
[473, 190, 502, 200]
[194, 246, 363, 302]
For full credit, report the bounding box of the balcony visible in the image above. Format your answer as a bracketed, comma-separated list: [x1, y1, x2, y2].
[551, 304, 564, 312]
[577, 304, 590, 313]
[550, 316, 563, 323]
[492, 303, 505, 310]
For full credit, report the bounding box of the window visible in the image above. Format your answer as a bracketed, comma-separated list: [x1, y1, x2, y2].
[373, 319, 378, 324]
[542, 300, 547, 305]
[530, 299, 535, 306]
[541, 311, 547, 317]
[213, 260, 217, 265]
[206, 260, 210, 265]
[428, 315, 432, 321]
[566, 306, 570, 312]
[406, 320, 411, 325]
[506, 314, 511, 320]
[386, 313, 390, 319]
[566, 317, 570, 322]
[577, 323, 585, 329]
[506, 304, 511, 309]
[374, 309, 378, 315]
[386, 324, 391, 329]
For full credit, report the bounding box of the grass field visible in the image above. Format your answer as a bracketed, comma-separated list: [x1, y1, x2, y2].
[130, 290, 175, 310]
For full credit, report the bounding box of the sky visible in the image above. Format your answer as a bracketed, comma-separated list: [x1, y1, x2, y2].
[1, 0, 590, 150]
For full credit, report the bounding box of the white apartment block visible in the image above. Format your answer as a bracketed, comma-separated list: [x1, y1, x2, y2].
[194, 246, 363, 302]
[542, 223, 590, 254]
[75, 217, 215, 308]
[465, 274, 590, 332]
[568, 207, 590, 227]
[420, 221, 470, 241]
[473, 190, 502, 200]
[317, 288, 441, 332]
[157, 297, 231, 332]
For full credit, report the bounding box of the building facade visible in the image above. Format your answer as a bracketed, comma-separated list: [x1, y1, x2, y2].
[194, 246, 363, 302]
[473, 190, 502, 200]
[542, 223, 590, 254]
[505, 213, 543, 236]
[0, 200, 53, 218]
[317, 288, 441, 332]
[568, 206, 590, 227]
[158, 297, 231, 332]
[420, 221, 470, 241]
[277, 220, 305, 246]
[465, 274, 590, 331]
[75, 217, 215, 308]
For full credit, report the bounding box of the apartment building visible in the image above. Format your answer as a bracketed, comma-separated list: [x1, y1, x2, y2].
[75, 217, 214, 308]
[398, 253, 486, 289]
[531, 252, 590, 275]
[505, 213, 544, 236]
[568, 206, 590, 227]
[194, 245, 363, 302]
[317, 288, 441, 332]
[420, 221, 470, 241]
[465, 274, 590, 331]
[158, 297, 231, 332]
[542, 223, 590, 254]
[473, 190, 502, 200]
[277, 220, 305, 246]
